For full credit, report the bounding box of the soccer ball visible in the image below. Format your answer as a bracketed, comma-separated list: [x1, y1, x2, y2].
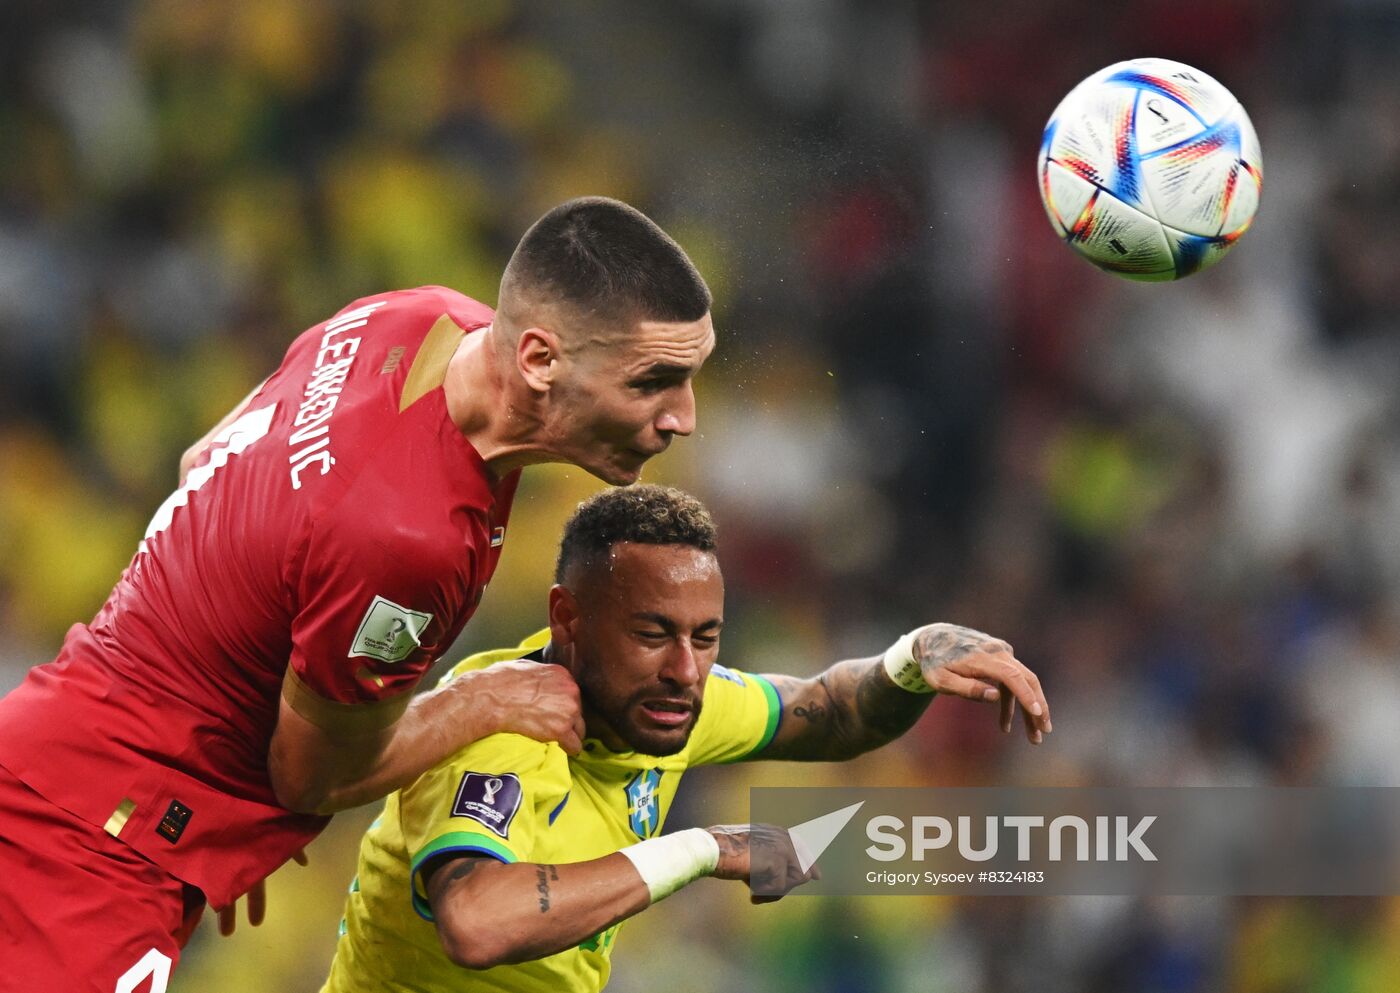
[1037, 57, 1262, 281]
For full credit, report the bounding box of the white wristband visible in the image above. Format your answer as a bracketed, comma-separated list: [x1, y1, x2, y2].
[618, 827, 720, 903]
[883, 630, 935, 694]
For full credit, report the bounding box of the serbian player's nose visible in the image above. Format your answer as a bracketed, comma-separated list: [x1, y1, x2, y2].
[654, 382, 696, 438]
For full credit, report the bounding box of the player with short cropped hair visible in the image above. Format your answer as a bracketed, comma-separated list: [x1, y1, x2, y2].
[0, 197, 714, 993]
[321, 485, 1052, 993]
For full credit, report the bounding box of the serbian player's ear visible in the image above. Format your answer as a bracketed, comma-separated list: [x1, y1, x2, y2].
[516, 327, 563, 394]
[547, 584, 582, 664]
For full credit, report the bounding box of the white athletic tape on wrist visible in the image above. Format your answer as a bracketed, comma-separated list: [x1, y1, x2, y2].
[883, 630, 936, 694]
[619, 827, 720, 903]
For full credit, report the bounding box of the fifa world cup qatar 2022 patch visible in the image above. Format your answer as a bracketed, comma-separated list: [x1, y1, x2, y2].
[349, 595, 433, 663]
[451, 772, 523, 838]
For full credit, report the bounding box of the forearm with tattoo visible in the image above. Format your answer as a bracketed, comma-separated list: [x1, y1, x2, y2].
[750, 622, 1049, 761]
[758, 658, 931, 762]
[425, 853, 648, 970]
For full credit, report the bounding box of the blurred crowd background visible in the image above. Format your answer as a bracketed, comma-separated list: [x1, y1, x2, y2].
[3, 0, 1400, 990]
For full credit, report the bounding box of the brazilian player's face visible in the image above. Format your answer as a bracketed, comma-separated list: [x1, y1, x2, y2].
[554, 314, 715, 486]
[571, 543, 723, 755]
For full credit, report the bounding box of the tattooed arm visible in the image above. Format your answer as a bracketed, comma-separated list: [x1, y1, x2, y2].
[424, 825, 809, 969]
[755, 623, 1052, 763]
[425, 852, 648, 969]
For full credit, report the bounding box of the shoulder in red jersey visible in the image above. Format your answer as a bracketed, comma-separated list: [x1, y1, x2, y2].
[277, 290, 513, 725]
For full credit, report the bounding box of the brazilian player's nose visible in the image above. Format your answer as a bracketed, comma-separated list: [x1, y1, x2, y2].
[660, 639, 701, 689]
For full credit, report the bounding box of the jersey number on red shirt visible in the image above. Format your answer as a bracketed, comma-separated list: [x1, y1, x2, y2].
[141, 405, 278, 552]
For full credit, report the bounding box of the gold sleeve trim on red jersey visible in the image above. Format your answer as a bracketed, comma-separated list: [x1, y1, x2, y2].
[399, 314, 465, 413]
[282, 665, 413, 734]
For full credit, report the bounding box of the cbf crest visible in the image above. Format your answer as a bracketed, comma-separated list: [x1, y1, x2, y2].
[625, 767, 663, 838]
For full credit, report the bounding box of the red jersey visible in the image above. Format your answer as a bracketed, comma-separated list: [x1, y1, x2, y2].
[0, 286, 519, 908]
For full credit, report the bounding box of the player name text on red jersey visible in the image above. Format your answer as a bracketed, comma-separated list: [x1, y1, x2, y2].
[288, 301, 387, 489]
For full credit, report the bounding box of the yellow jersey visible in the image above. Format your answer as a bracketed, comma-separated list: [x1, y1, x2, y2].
[322, 629, 782, 993]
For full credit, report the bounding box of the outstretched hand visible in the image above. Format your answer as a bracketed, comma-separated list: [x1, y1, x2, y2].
[218, 849, 308, 937]
[910, 623, 1052, 744]
[708, 823, 819, 903]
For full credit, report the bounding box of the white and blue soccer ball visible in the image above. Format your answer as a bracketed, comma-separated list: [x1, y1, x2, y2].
[1037, 57, 1262, 281]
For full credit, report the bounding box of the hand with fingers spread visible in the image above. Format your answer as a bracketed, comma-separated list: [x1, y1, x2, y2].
[463, 660, 586, 755]
[906, 623, 1052, 744]
[217, 849, 308, 937]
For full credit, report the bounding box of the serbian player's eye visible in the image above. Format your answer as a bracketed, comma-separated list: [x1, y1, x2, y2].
[628, 370, 686, 394]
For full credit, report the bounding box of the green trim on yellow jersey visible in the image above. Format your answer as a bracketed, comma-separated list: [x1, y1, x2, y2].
[410, 830, 517, 921]
[735, 672, 782, 760]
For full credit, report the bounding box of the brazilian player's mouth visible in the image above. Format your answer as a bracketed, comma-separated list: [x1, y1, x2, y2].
[638, 699, 693, 727]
